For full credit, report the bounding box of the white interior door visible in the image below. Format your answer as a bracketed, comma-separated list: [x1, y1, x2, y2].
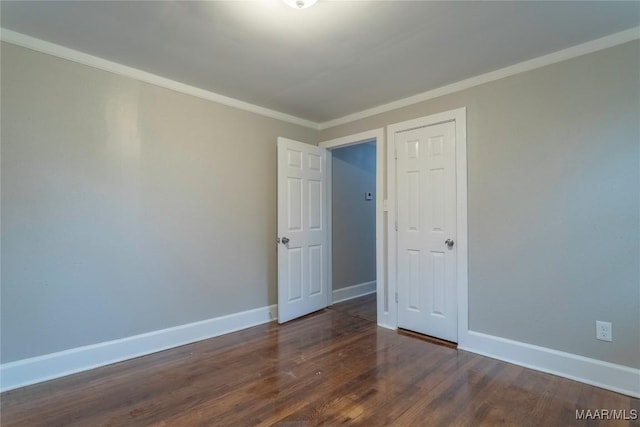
[396, 121, 458, 342]
[277, 137, 328, 323]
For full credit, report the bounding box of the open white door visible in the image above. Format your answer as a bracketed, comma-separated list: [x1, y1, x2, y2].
[277, 137, 328, 323]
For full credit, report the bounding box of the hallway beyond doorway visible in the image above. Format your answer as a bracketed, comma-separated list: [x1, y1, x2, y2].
[329, 293, 376, 323]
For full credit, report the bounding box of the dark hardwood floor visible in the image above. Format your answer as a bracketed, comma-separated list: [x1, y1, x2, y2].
[328, 292, 377, 323]
[2, 295, 638, 426]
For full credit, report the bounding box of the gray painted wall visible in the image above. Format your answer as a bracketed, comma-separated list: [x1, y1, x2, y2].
[320, 41, 640, 368]
[0, 43, 317, 363]
[2, 39, 638, 370]
[331, 143, 376, 291]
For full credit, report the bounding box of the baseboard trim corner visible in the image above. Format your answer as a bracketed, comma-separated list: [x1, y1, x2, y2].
[459, 330, 640, 398]
[0, 304, 278, 393]
[332, 281, 376, 304]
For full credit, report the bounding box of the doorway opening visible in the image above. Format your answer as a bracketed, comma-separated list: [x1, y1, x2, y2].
[319, 128, 386, 327]
[328, 142, 377, 322]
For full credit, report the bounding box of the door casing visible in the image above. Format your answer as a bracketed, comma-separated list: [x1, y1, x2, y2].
[314, 108, 467, 341]
[318, 129, 387, 326]
[387, 107, 468, 343]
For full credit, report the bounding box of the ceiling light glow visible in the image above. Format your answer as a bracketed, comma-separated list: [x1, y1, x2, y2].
[282, 0, 317, 9]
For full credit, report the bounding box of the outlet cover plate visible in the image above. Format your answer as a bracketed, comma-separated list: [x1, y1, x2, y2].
[596, 320, 612, 342]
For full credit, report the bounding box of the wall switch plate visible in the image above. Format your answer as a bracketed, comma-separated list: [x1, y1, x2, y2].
[365, 192, 373, 201]
[596, 321, 612, 342]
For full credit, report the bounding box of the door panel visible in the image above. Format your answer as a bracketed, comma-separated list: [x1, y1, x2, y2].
[278, 138, 328, 323]
[287, 178, 302, 231]
[396, 122, 457, 342]
[308, 180, 322, 230]
[287, 247, 303, 302]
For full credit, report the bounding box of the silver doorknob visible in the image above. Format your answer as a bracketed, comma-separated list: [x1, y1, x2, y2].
[281, 237, 290, 245]
[445, 239, 454, 249]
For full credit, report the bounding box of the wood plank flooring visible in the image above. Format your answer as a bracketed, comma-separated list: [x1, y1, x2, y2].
[2, 295, 638, 426]
[328, 293, 377, 323]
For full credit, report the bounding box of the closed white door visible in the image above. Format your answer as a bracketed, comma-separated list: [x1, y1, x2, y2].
[396, 121, 457, 342]
[277, 137, 328, 323]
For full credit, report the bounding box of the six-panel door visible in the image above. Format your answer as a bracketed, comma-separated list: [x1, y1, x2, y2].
[277, 138, 328, 323]
[396, 122, 458, 342]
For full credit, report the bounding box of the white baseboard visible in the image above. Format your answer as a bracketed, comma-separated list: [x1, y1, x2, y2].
[459, 330, 640, 398]
[332, 281, 376, 304]
[0, 304, 278, 392]
[6, 307, 635, 399]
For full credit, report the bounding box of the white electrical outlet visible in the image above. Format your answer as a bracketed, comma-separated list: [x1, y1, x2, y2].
[596, 321, 612, 342]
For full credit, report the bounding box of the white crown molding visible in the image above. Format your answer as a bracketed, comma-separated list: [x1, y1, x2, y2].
[318, 26, 640, 130]
[0, 304, 278, 392]
[2, 25, 639, 137]
[0, 28, 320, 130]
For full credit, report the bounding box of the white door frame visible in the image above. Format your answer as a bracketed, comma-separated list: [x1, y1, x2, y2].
[387, 107, 468, 345]
[318, 129, 389, 327]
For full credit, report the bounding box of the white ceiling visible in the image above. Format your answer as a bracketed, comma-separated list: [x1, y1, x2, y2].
[2, 1, 639, 124]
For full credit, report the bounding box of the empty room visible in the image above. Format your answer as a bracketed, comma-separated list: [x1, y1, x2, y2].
[1, 1, 639, 425]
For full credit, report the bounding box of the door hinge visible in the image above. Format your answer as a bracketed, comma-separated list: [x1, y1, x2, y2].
[394, 147, 398, 160]
[395, 292, 398, 303]
[395, 221, 398, 231]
